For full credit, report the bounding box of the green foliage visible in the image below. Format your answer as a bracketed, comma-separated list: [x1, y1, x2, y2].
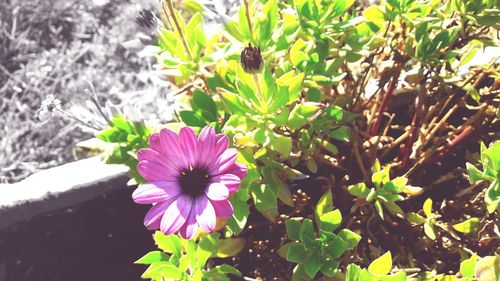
[94, 0, 500, 279]
[96, 115, 150, 183]
[279, 190, 361, 280]
[421, 254, 500, 281]
[345, 251, 407, 281]
[348, 160, 421, 220]
[466, 141, 500, 213]
[180, 89, 219, 128]
[136, 232, 243, 281]
[407, 198, 438, 240]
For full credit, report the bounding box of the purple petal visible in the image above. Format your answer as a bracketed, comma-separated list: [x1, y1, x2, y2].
[132, 181, 182, 204]
[160, 195, 193, 235]
[137, 160, 177, 182]
[159, 128, 186, 168]
[210, 174, 241, 194]
[137, 149, 177, 175]
[179, 127, 198, 167]
[194, 196, 216, 232]
[148, 133, 164, 153]
[211, 199, 234, 218]
[143, 198, 176, 230]
[204, 182, 229, 201]
[197, 126, 216, 166]
[212, 134, 229, 160]
[225, 162, 248, 180]
[179, 205, 198, 239]
[210, 148, 237, 175]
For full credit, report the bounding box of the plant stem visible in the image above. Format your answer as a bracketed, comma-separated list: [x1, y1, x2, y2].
[252, 73, 266, 111]
[164, 0, 193, 60]
[243, 0, 254, 41]
[370, 72, 400, 136]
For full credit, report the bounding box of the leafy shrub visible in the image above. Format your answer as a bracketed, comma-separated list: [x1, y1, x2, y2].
[90, 0, 500, 280]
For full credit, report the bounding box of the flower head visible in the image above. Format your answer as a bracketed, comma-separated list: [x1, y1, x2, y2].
[240, 43, 262, 73]
[133, 126, 247, 239]
[37, 94, 62, 121]
[135, 9, 157, 30]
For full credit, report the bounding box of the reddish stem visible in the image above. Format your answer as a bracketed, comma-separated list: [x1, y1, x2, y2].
[402, 96, 421, 168]
[433, 126, 475, 161]
[370, 73, 399, 136]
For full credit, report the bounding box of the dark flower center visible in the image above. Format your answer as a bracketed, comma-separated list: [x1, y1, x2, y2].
[178, 167, 211, 198]
[240, 43, 262, 73]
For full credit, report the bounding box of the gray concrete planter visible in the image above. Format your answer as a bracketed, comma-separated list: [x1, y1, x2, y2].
[0, 157, 155, 281]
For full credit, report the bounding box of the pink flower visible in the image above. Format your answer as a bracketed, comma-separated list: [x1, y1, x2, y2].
[133, 126, 247, 239]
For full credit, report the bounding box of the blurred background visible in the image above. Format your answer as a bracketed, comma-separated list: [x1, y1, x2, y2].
[0, 0, 170, 183]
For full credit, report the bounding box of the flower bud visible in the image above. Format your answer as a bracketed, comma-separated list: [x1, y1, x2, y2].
[240, 43, 262, 73]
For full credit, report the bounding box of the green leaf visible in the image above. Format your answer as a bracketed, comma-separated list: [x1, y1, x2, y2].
[197, 233, 219, 268]
[485, 181, 500, 213]
[452, 217, 480, 234]
[269, 134, 292, 157]
[348, 183, 370, 198]
[277, 71, 304, 103]
[300, 219, 316, 246]
[226, 188, 250, 235]
[205, 264, 242, 277]
[193, 90, 217, 120]
[111, 115, 135, 134]
[329, 126, 351, 142]
[368, 251, 392, 276]
[292, 264, 310, 281]
[345, 264, 362, 281]
[466, 163, 484, 184]
[225, 21, 245, 41]
[134, 251, 170, 265]
[320, 260, 339, 277]
[96, 127, 127, 143]
[324, 106, 343, 121]
[286, 219, 303, 240]
[250, 183, 278, 220]
[423, 198, 433, 218]
[315, 190, 334, 220]
[331, 0, 355, 17]
[482, 141, 500, 173]
[220, 91, 253, 115]
[337, 229, 361, 249]
[287, 102, 320, 129]
[363, 6, 385, 31]
[154, 232, 182, 258]
[141, 262, 183, 280]
[374, 200, 385, 219]
[372, 165, 391, 187]
[460, 254, 478, 279]
[180, 110, 207, 127]
[286, 242, 308, 263]
[213, 238, 246, 258]
[304, 252, 323, 279]
[360, 269, 375, 281]
[407, 212, 426, 225]
[186, 239, 197, 269]
[318, 139, 339, 155]
[383, 201, 405, 218]
[290, 38, 309, 66]
[325, 234, 348, 258]
[319, 210, 343, 232]
[424, 222, 436, 240]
